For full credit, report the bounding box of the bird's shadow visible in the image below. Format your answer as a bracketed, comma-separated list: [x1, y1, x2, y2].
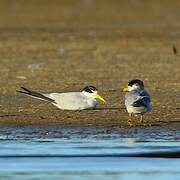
[85, 107, 124, 111]
[0, 107, 125, 118]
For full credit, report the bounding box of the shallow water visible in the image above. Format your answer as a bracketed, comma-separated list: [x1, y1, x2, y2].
[0, 127, 180, 180]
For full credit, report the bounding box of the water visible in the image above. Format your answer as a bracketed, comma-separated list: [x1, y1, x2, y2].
[0, 127, 180, 180]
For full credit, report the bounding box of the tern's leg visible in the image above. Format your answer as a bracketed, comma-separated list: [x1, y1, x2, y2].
[140, 114, 145, 125]
[128, 113, 133, 126]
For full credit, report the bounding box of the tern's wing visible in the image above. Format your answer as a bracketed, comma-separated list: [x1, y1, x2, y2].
[125, 90, 151, 108]
[17, 87, 55, 103]
[49, 92, 90, 109]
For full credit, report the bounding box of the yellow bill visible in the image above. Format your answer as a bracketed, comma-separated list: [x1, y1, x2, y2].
[122, 86, 129, 92]
[95, 94, 106, 103]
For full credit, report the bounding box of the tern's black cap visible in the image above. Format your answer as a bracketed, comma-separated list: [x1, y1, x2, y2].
[128, 79, 144, 87]
[82, 86, 98, 93]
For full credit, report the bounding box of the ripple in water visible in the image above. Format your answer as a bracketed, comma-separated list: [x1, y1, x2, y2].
[0, 127, 180, 180]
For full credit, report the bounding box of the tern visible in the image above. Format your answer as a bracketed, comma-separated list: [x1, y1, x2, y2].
[17, 86, 106, 110]
[123, 79, 151, 126]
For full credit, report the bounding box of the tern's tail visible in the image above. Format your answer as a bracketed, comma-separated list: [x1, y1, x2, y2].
[17, 87, 55, 103]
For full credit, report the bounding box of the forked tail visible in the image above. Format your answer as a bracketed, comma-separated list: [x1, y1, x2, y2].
[17, 87, 55, 103]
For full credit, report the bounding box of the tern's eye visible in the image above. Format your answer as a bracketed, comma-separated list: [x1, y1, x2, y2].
[86, 88, 94, 93]
[128, 79, 144, 87]
[83, 86, 98, 93]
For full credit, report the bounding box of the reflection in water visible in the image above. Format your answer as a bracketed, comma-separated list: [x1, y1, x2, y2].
[0, 127, 180, 180]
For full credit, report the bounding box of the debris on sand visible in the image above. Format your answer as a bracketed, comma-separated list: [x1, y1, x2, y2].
[173, 45, 178, 55]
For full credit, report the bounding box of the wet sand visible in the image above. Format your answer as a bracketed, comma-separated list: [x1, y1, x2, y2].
[0, 0, 180, 127]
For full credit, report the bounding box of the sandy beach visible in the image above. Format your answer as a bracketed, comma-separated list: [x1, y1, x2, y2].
[0, 0, 180, 127]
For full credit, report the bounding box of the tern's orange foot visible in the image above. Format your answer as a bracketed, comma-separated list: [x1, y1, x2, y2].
[128, 119, 133, 127]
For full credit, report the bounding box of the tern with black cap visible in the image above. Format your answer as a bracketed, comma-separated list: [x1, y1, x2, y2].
[17, 86, 106, 110]
[122, 79, 151, 126]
